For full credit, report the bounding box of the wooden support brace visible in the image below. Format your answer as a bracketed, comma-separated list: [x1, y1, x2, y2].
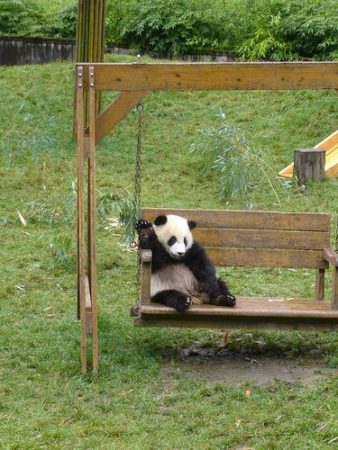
[94, 91, 149, 143]
[323, 248, 338, 309]
[315, 269, 325, 300]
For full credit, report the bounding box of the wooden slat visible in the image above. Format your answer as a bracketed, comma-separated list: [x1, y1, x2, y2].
[95, 91, 148, 143]
[141, 208, 330, 232]
[79, 62, 338, 92]
[207, 247, 328, 269]
[140, 299, 338, 318]
[135, 299, 338, 330]
[193, 228, 329, 250]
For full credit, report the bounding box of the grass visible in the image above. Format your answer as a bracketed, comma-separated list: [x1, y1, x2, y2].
[1, 56, 338, 449]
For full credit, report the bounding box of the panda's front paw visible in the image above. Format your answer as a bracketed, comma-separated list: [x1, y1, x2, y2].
[213, 294, 236, 308]
[135, 219, 152, 234]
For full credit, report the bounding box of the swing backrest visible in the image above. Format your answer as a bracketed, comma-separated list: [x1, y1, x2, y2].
[141, 208, 331, 270]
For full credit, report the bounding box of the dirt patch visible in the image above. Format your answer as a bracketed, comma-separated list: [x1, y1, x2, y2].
[161, 350, 337, 387]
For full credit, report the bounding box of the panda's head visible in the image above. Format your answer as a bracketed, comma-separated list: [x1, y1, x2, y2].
[154, 214, 196, 260]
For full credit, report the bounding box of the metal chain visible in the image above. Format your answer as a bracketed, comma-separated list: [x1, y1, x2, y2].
[133, 102, 143, 313]
[134, 103, 143, 221]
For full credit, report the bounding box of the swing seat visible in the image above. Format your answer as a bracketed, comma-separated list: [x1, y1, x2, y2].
[133, 208, 338, 331]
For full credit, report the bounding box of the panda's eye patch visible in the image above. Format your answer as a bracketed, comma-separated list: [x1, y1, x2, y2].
[168, 236, 177, 246]
[184, 237, 188, 246]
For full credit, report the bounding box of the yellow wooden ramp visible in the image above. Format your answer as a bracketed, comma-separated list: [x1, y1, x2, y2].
[279, 130, 338, 178]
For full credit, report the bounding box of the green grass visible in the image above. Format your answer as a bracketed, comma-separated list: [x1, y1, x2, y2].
[1, 57, 338, 449]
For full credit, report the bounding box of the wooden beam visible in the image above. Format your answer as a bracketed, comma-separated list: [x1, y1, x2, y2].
[95, 91, 149, 143]
[76, 65, 87, 375]
[88, 66, 99, 374]
[78, 62, 338, 92]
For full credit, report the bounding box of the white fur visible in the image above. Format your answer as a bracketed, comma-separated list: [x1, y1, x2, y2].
[151, 264, 197, 297]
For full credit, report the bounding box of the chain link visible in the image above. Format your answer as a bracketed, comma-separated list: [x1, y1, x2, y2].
[133, 103, 143, 309]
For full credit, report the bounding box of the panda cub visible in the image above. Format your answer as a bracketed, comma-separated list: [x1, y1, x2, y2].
[135, 214, 236, 312]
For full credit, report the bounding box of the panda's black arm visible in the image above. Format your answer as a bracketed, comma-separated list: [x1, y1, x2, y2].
[135, 220, 170, 272]
[184, 243, 220, 294]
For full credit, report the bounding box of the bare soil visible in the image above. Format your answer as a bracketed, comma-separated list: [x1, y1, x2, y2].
[161, 347, 337, 387]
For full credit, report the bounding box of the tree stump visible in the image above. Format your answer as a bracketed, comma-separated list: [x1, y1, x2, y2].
[293, 148, 325, 185]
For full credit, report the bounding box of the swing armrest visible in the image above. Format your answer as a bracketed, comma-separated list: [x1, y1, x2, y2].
[323, 248, 338, 267]
[140, 249, 152, 263]
[139, 250, 152, 305]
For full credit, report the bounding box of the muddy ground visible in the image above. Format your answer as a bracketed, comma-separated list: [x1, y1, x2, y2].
[161, 343, 337, 387]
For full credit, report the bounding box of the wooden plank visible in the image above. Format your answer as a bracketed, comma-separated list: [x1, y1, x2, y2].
[134, 316, 338, 331]
[193, 228, 329, 250]
[135, 298, 338, 330]
[207, 247, 328, 269]
[88, 66, 99, 374]
[95, 91, 149, 143]
[76, 65, 87, 375]
[78, 62, 338, 92]
[141, 208, 330, 232]
[139, 298, 338, 319]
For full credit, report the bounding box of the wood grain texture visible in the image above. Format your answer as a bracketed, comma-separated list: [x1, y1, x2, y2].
[76, 66, 87, 375]
[135, 299, 338, 330]
[316, 269, 325, 300]
[88, 66, 99, 374]
[193, 228, 329, 250]
[141, 208, 330, 232]
[294, 148, 325, 184]
[78, 62, 338, 92]
[140, 299, 338, 318]
[206, 247, 328, 269]
[95, 91, 148, 143]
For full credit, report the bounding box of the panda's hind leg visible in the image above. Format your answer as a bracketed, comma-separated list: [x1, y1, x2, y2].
[152, 290, 192, 312]
[210, 278, 236, 308]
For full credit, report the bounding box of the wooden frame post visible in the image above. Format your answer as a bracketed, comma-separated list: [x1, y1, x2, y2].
[75, 61, 338, 373]
[76, 65, 99, 374]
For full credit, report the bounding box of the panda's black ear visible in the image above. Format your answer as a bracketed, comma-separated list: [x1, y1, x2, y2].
[154, 215, 167, 226]
[188, 220, 197, 230]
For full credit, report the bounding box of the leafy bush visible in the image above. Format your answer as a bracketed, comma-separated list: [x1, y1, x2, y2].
[0, 0, 45, 35]
[115, 0, 229, 55]
[238, 0, 338, 61]
[43, 3, 77, 39]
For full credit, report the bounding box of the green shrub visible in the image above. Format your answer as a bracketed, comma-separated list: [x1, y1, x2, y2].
[116, 0, 229, 55]
[238, 0, 338, 61]
[0, 0, 45, 36]
[43, 3, 77, 39]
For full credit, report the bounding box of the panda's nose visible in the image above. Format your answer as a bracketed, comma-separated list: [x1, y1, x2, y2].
[177, 251, 185, 257]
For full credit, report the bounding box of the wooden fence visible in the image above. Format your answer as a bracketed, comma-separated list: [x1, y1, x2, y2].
[0, 37, 75, 65]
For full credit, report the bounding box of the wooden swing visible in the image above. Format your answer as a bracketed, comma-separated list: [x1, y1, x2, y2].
[76, 61, 338, 374]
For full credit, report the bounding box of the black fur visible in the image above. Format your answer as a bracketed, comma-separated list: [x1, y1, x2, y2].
[135, 218, 236, 310]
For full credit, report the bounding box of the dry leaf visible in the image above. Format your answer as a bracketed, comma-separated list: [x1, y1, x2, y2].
[245, 389, 252, 397]
[17, 210, 27, 226]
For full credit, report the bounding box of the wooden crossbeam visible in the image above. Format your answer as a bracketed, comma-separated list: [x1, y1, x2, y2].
[79, 62, 338, 92]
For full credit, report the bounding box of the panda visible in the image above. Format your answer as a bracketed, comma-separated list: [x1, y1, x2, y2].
[135, 214, 236, 312]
